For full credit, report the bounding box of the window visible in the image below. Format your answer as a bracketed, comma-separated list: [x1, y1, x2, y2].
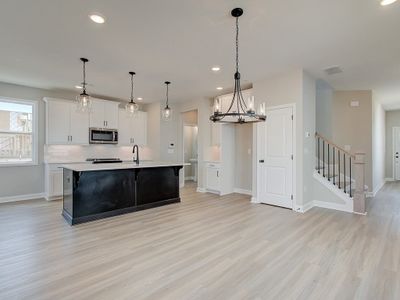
[0, 98, 38, 166]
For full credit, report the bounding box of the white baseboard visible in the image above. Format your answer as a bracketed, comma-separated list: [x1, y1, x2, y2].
[371, 180, 386, 198]
[45, 195, 62, 201]
[313, 200, 353, 213]
[185, 176, 195, 181]
[385, 177, 394, 182]
[251, 197, 260, 203]
[0, 192, 45, 204]
[294, 201, 314, 213]
[196, 187, 206, 193]
[233, 188, 252, 196]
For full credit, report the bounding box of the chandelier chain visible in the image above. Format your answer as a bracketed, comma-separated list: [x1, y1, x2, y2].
[236, 17, 239, 73]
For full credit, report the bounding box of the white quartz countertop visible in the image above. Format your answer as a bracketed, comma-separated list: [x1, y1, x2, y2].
[61, 161, 188, 172]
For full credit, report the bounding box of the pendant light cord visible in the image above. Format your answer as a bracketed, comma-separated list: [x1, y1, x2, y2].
[235, 16, 239, 73]
[82, 60, 87, 93]
[131, 73, 134, 102]
[166, 83, 169, 108]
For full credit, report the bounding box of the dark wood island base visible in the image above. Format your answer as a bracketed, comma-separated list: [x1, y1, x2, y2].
[62, 165, 183, 225]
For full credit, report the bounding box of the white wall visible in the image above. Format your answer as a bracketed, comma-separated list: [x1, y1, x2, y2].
[302, 72, 316, 207]
[372, 97, 386, 194]
[385, 110, 400, 179]
[0, 82, 76, 198]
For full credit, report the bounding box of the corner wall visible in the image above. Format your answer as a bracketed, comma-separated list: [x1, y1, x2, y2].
[372, 96, 386, 194]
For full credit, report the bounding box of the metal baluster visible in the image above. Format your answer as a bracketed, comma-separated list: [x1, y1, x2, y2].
[338, 149, 341, 189]
[333, 147, 336, 185]
[328, 144, 330, 181]
[343, 153, 346, 194]
[323, 140, 325, 177]
[349, 156, 352, 197]
[318, 137, 320, 173]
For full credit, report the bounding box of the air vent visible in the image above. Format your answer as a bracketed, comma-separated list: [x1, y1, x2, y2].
[324, 66, 343, 75]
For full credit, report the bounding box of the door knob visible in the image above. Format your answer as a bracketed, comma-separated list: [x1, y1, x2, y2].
[259, 160, 264, 163]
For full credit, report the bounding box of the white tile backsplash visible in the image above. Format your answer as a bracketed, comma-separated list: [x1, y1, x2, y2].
[44, 145, 153, 163]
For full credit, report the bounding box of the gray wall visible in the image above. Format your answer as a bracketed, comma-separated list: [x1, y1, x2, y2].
[315, 80, 333, 139]
[385, 110, 400, 179]
[0, 82, 76, 197]
[234, 123, 253, 191]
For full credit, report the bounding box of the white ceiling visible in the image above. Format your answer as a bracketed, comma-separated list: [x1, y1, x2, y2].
[0, 0, 399, 107]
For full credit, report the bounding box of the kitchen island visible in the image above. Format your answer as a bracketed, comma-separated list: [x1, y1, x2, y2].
[61, 162, 184, 225]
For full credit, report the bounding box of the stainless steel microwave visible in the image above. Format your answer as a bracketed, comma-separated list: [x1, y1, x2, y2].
[89, 128, 118, 144]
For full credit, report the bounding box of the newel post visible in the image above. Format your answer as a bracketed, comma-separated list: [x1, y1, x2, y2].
[353, 152, 366, 214]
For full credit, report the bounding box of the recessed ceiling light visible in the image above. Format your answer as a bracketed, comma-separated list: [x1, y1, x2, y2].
[75, 85, 82, 89]
[216, 87, 223, 90]
[89, 14, 105, 24]
[137, 97, 143, 101]
[381, 0, 397, 5]
[212, 66, 221, 72]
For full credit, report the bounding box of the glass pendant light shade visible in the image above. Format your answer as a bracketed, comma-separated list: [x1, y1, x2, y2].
[76, 58, 91, 112]
[162, 105, 172, 121]
[126, 72, 139, 116]
[162, 81, 172, 121]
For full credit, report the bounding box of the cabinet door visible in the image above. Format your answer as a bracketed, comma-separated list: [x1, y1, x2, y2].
[103, 101, 119, 129]
[206, 166, 220, 191]
[70, 104, 89, 144]
[50, 171, 63, 197]
[132, 111, 147, 146]
[118, 109, 133, 146]
[47, 101, 70, 144]
[89, 100, 105, 128]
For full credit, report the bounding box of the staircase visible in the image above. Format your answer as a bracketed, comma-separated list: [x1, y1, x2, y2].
[315, 133, 367, 214]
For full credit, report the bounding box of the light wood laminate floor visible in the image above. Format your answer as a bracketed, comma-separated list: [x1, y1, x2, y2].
[1, 181, 400, 300]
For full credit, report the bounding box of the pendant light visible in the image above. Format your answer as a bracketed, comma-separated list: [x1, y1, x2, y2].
[76, 58, 91, 112]
[162, 81, 172, 121]
[125, 71, 139, 116]
[210, 8, 266, 124]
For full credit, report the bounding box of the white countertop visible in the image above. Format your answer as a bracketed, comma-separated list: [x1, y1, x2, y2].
[61, 161, 188, 172]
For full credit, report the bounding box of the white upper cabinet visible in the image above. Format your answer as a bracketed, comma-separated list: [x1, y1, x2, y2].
[45, 98, 89, 145]
[118, 109, 147, 146]
[89, 99, 119, 129]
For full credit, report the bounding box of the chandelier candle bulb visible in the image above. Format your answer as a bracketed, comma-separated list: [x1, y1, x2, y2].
[214, 98, 221, 114]
[259, 103, 266, 116]
[247, 96, 255, 113]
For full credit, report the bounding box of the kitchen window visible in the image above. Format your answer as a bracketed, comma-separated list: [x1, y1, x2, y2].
[0, 98, 38, 166]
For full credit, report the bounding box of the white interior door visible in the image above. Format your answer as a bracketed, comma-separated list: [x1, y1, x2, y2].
[257, 106, 293, 208]
[394, 127, 400, 180]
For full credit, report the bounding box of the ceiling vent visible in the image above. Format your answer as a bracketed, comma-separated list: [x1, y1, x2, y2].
[324, 66, 343, 75]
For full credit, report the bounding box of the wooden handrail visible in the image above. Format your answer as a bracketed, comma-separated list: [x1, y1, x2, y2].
[315, 132, 355, 158]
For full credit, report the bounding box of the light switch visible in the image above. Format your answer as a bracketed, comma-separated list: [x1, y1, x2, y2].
[168, 149, 174, 154]
[350, 100, 359, 107]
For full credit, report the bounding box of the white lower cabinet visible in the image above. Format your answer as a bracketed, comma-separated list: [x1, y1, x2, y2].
[206, 163, 221, 194]
[45, 164, 63, 200]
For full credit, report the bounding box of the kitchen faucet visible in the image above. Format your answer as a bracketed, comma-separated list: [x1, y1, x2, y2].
[132, 144, 139, 165]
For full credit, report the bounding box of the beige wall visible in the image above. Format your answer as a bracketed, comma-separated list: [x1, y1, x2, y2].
[332, 90, 373, 192]
[385, 110, 400, 179]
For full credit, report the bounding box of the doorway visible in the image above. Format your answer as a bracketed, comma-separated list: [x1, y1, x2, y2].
[181, 110, 198, 188]
[257, 105, 294, 209]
